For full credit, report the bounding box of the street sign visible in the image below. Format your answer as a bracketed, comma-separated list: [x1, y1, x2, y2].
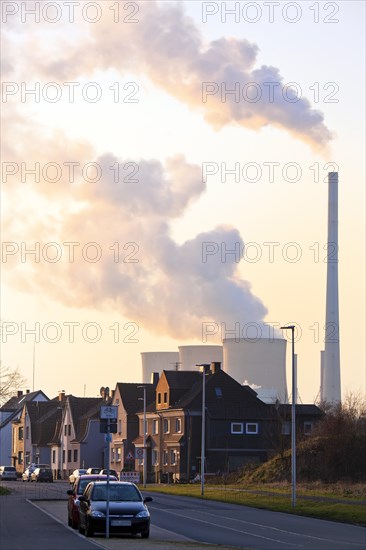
[126, 451, 134, 461]
[100, 405, 118, 419]
[105, 433, 112, 443]
[135, 448, 144, 459]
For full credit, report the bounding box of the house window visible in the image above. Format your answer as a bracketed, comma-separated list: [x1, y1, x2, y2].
[175, 418, 182, 433]
[152, 450, 159, 466]
[73, 449, 78, 462]
[117, 447, 121, 462]
[163, 419, 169, 434]
[163, 392, 168, 403]
[18, 451, 23, 464]
[118, 419, 122, 434]
[52, 450, 56, 464]
[158, 393, 161, 404]
[281, 422, 291, 435]
[215, 387, 222, 398]
[64, 425, 67, 436]
[170, 449, 177, 465]
[304, 421, 313, 435]
[111, 448, 115, 462]
[163, 450, 168, 465]
[62, 450, 65, 463]
[246, 423, 258, 434]
[231, 422, 243, 434]
[26, 426, 29, 439]
[153, 419, 159, 435]
[68, 425, 71, 436]
[18, 427, 24, 440]
[67, 450, 72, 462]
[25, 452, 30, 465]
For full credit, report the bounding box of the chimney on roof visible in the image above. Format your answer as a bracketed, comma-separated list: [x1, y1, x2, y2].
[211, 362, 221, 374]
[17, 390, 23, 398]
[26, 389, 30, 394]
[58, 390, 66, 402]
[151, 372, 159, 386]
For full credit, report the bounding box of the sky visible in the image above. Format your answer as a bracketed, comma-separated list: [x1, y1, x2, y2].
[1, 0, 365, 404]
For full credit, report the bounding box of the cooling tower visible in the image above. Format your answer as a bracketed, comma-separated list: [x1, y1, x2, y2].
[178, 345, 223, 370]
[321, 172, 341, 403]
[223, 338, 288, 403]
[141, 351, 179, 383]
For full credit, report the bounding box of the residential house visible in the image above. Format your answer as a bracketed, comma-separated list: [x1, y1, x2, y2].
[134, 364, 323, 482]
[12, 397, 65, 473]
[110, 382, 156, 474]
[0, 390, 49, 466]
[50, 394, 106, 479]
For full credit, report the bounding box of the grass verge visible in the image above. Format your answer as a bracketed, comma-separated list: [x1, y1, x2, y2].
[0, 487, 11, 495]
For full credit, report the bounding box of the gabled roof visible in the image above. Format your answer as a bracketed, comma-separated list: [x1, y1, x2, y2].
[174, 369, 267, 412]
[160, 371, 201, 390]
[0, 390, 49, 429]
[274, 404, 324, 417]
[1, 390, 49, 412]
[116, 383, 155, 414]
[29, 403, 64, 446]
[68, 397, 103, 442]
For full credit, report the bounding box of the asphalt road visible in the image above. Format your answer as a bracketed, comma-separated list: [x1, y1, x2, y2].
[1, 481, 365, 550]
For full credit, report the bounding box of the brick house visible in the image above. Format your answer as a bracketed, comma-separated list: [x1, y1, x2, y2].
[135, 364, 323, 482]
[110, 382, 156, 474]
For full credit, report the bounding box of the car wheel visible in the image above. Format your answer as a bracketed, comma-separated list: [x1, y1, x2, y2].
[85, 519, 94, 537]
[141, 529, 150, 539]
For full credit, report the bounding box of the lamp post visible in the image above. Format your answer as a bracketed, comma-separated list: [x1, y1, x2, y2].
[281, 324, 296, 508]
[138, 386, 147, 488]
[196, 364, 210, 497]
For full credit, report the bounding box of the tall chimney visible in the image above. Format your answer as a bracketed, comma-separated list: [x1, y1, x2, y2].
[321, 172, 341, 403]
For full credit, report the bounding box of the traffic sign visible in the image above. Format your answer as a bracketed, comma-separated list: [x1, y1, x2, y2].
[105, 433, 112, 443]
[126, 452, 134, 461]
[100, 405, 118, 419]
[135, 448, 144, 459]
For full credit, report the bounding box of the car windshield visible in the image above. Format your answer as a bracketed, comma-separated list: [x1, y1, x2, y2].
[92, 485, 141, 502]
[5, 467, 15, 471]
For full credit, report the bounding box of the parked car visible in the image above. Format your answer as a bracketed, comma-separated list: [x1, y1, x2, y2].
[78, 481, 152, 538]
[99, 469, 119, 479]
[0, 466, 17, 481]
[69, 469, 87, 484]
[86, 468, 101, 474]
[67, 474, 118, 529]
[30, 467, 53, 483]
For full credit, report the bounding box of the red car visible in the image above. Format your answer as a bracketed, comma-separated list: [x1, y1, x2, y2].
[67, 474, 117, 529]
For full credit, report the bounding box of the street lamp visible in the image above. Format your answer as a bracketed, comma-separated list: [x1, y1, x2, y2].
[138, 385, 147, 488]
[280, 324, 296, 508]
[196, 364, 210, 497]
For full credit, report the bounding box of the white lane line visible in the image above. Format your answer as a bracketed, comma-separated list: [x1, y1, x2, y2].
[194, 509, 366, 547]
[27, 499, 105, 550]
[149, 506, 303, 547]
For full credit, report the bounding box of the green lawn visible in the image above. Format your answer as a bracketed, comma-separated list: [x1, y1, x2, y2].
[0, 487, 11, 495]
[143, 483, 366, 526]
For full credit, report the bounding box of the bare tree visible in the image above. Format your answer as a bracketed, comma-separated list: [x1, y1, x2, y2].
[0, 364, 28, 406]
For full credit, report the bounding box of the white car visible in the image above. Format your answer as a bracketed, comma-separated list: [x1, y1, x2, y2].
[69, 469, 87, 484]
[0, 466, 17, 481]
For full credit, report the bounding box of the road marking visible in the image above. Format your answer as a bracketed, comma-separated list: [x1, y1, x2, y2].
[194, 509, 366, 547]
[149, 506, 303, 547]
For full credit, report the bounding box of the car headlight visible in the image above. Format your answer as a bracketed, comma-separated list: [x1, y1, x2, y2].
[90, 511, 105, 518]
[136, 510, 150, 518]
[74, 499, 80, 507]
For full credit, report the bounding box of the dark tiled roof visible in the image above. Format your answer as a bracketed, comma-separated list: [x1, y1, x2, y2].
[116, 383, 155, 414]
[162, 371, 201, 390]
[31, 406, 64, 446]
[0, 390, 49, 412]
[69, 397, 103, 442]
[175, 369, 267, 411]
